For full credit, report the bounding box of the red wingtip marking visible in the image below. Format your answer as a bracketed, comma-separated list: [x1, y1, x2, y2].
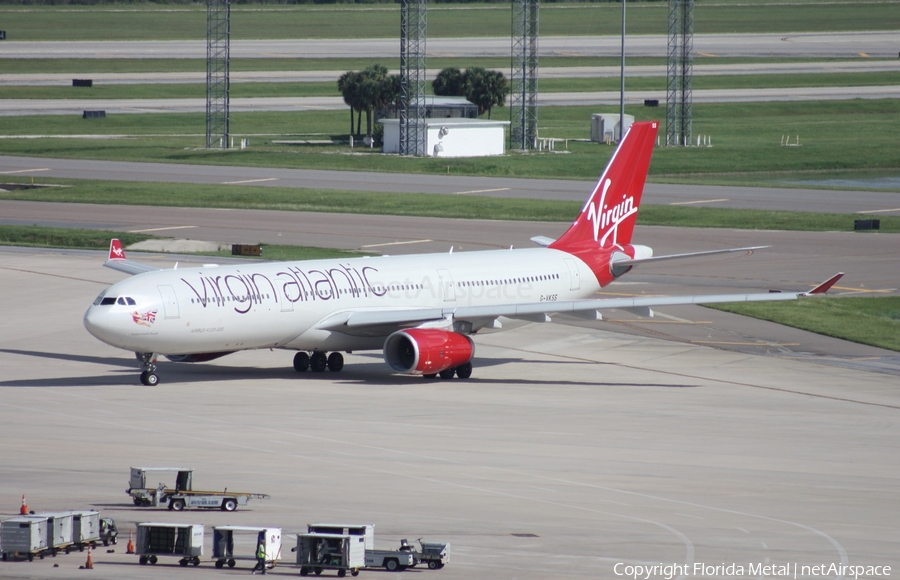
[807, 272, 844, 294]
[108, 239, 126, 261]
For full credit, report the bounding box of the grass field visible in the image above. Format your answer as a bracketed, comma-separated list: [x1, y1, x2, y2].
[2, 100, 899, 185]
[2, 2, 896, 41]
[709, 297, 900, 352]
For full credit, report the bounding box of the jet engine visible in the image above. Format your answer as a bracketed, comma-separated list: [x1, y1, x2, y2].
[383, 329, 474, 375]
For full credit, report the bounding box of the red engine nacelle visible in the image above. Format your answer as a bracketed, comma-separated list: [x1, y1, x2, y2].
[383, 329, 474, 375]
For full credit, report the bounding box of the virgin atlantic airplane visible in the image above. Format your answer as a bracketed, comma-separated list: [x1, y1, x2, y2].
[83, 121, 842, 385]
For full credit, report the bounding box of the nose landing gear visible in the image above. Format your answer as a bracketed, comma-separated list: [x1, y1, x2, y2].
[137, 352, 159, 386]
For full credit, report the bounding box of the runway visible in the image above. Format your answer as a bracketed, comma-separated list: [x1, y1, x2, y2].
[4, 85, 900, 116]
[5, 61, 899, 86]
[4, 31, 900, 59]
[0, 247, 897, 579]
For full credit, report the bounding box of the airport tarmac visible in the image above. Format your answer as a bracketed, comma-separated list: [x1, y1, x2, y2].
[1, 247, 898, 579]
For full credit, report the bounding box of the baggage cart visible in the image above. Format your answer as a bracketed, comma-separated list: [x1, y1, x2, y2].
[66, 510, 101, 550]
[295, 532, 363, 577]
[0, 516, 49, 561]
[136, 522, 203, 567]
[307, 523, 374, 550]
[35, 512, 75, 555]
[213, 525, 281, 569]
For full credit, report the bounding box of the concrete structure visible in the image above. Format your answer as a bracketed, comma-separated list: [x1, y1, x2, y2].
[591, 113, 634, 143]
[381, 118, 509, 157]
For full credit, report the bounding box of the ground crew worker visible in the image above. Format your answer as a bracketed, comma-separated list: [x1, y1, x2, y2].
[252, 537, 266, 575]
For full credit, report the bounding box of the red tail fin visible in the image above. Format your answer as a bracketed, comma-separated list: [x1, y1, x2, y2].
[108, 239, 126, 261]
[550, 121, 658, 251]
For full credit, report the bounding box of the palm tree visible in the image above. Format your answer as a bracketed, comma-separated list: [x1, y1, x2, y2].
[432, 67, 465, 96]
[463, 67, 510, 118]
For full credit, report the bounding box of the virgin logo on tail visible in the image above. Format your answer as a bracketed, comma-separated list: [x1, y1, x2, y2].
[109, 239, 126, 260]
[585, 178, 638, 246]
[549, 121, 658, 253]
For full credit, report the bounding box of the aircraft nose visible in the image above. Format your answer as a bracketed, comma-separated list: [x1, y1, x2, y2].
[84, 305, 115, 344]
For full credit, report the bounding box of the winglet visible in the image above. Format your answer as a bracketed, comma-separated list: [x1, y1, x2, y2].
[108, 238, 126, 261]
[102, 239, 161, 276]
[805, 272, 844, 295]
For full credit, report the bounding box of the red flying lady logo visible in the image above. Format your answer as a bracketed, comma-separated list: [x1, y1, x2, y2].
[132, 310, 158, 327]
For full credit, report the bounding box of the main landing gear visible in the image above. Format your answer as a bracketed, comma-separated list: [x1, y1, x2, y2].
[294, 351, 344, 373]
[137, 352, 159, 386]
[423, 361, 472, 380]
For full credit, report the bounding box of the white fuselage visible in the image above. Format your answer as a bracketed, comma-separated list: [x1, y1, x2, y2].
[84, 247, 604, 356]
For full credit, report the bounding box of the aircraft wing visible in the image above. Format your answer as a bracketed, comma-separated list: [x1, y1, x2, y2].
[103, 239, 163, 275]
[317, 273, 844, 336]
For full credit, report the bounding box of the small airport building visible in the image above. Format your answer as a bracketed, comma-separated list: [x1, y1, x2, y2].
[381, 118, 510, 157]
[379, 96, 509, 158]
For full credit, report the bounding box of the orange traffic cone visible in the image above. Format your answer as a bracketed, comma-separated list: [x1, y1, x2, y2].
[19, 494, 28, 515]
[126, 531, 135, 554]
[84, 545, 94, 569]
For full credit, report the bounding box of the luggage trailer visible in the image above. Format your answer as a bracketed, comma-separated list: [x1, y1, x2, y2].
[213, 525, 282, 570]
[135, 522, 203, 567]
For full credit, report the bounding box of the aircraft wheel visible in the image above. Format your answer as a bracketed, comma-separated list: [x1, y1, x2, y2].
[423, 373, 437, 379]
[327, 352, 344, 372]
[310, 352, 327, 372]
[293, 351, 310, 372]
[439, 368, 455, 379]
[140, 371, 159, 386]
[455, 362, 473, 379]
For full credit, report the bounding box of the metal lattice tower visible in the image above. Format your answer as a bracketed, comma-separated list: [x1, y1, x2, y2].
[510, 0, 539, 150]
[399, 0, 427, 156]
[206, 0, 230, 149]
[666, 0, 693, 146]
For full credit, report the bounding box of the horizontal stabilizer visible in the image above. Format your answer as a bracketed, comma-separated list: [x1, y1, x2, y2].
[613, 246, 768, 268]
[530, 236, 556, 247]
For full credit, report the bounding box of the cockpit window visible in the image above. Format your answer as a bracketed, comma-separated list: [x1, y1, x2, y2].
[100, 297, 117, 306]
[126, 297, 136, 305]
[117, 297, 126, 305]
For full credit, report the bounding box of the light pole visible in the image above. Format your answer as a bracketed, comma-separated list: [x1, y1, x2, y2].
[619, 0, 626, 142]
